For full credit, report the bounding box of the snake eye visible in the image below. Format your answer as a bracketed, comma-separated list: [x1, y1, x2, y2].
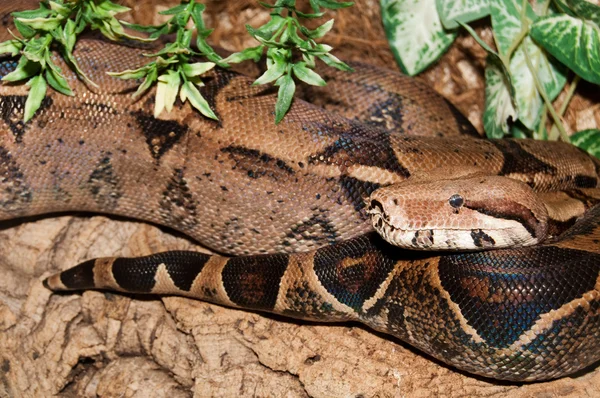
[448, 194, 464, 209]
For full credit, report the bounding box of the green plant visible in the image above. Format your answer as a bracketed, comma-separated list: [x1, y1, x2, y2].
[0, 0, 145, 121]
[1, 0, 354, 125]
[108, 1, 225, 119]
[381, 0, 600, 157]
[223, 0, 354, 123]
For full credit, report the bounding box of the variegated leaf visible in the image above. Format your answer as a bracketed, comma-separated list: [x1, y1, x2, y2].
[484, 58, 517, 138]
[531, 14, 600, 85]
[381, 0, 457, 75]
[509, 37, 567, 129]
[571, 129, 600, 158]
[436, 0, 490, 30]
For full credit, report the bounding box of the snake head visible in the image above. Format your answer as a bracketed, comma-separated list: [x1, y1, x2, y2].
[366, 176, 549, 251]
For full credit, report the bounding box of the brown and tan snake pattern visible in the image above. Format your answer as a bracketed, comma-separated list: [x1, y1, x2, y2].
[2, 3, 600, 382]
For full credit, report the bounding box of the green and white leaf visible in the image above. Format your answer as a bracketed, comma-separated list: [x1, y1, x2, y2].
[530, 14, 600, 84]
[489, 0, 536, 55]
[436, 0, 490, 30]
[484, 58, 517, 138]
[509, 37, 567, 130]
[571, 129, 600, 158]
[381, 0, 457, 75]
[561, 0, 600, 27]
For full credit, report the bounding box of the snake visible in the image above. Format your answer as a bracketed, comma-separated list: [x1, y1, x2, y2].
[2, 4, 600, 382]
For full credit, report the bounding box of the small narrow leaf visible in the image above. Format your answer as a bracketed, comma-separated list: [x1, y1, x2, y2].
[274, 74, 295, 123]
[45, 66, 73, 96]
[254, 60, 287, 85]
[317, 53, 353, 71]
[305, 19, 334, 39]
[16, 16, 63, 31]
[24, 75, 47, 122]
[292, 63, 326, 86]
[132, 68, 158, 99]
[181, 81, 218, 120]
[0, 40, 22, 56]
[107, 65, 150, 80]
[155, 71, 180, 117]
[222, 45, 265, 63]
[2, 58, 40, 82]
[182, 62, 215, 77]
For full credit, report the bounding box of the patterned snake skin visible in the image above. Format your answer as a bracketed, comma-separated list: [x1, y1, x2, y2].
[2, 3, 600, 382]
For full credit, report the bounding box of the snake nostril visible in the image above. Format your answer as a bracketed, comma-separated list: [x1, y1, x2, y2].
[370, 199, 384, 213]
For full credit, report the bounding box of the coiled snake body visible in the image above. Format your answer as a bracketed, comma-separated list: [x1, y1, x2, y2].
[2, 24, 600, 381]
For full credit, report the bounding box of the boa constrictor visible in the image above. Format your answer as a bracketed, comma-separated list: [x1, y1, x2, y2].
[1, 14, 600, 381]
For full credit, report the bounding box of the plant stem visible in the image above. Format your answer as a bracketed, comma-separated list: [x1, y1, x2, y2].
[522, 45, 569, 141]
[549, 74, 580, 140]
[536, 105, 548, 140]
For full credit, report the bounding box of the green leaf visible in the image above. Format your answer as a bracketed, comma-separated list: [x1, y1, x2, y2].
[274, 73, 295, 123]
[292, 62, 326, 86]
[159, 3, 189, 15]
[155, 71, 181, 117]
[0, 40, 23, 56]
[436, 0, 490, 30]
[316, 0, 354, 9]
[2, 57, 40, 82]
[106, 64, 150, 80]
[484, 58, 517, 138]
[16, 16, 63, 31]
[45, 66, 73, 96]
[509, 36, 567, 130]
[132, 67, 158, 99]
[530, 14, 600, 84]
[181, 80, 218, 120]
[62, 19, 77, 52]
[254, 59, 287, 85]
[182, 62, 215, 77]
[223, 45, 265, 63]
[458, 20, 498, 54]
[49, 1, 72, 17]
[254, 14, 287, 40]
[12, 4, 51, 20]
[304, 19, 334, 39]
[14, 19, 38, 39]
[96, 0, 130, 17]
[561, 0, 600, 27]
[24, 75, 47, 122]
[490, 0, 536, 55]
[571, 129, 600, 158]
[317, 53, 353, 71]
[382, 0, 457, 75]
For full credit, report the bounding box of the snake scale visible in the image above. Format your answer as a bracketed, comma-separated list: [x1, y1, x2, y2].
[3, 3, 600, 382]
